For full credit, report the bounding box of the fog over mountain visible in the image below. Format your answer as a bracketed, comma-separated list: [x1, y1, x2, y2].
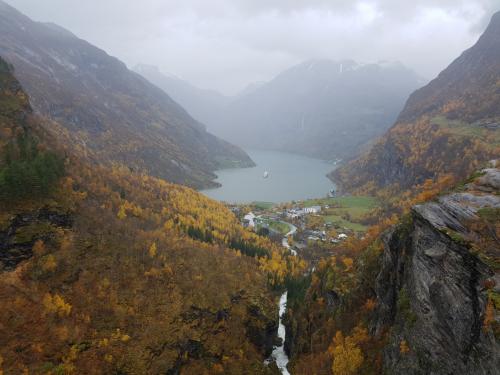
[4, 0, 498, 94]
[137, 59, 424, 160]
[134, 64, 231, 131]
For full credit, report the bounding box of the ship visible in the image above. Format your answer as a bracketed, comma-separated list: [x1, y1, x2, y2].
[263, 171, 269, 179]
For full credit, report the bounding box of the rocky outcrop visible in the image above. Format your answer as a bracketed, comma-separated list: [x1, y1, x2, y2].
[0, 208, 72, 271]
[373, 167, 500, 374]
[246, 302, 279, 357]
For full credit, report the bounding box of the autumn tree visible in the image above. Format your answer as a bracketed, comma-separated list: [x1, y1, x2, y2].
[329, 328, 366, 375]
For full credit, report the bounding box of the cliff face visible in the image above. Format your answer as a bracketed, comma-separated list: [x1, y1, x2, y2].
[373, 166, 500, 374]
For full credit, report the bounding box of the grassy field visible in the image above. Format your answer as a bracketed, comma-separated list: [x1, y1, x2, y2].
[303, 196, 378, 232]
[305, 196, 377, 217]
[252, 201, 276, 210]
[322, 215, 367, 232]
[432, 115, 500, 146]
[268, 220, 292, 235]
[255, 216, 291, 235]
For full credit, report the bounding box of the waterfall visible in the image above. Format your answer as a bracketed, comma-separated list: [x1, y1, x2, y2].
[272, 291, 291, 374]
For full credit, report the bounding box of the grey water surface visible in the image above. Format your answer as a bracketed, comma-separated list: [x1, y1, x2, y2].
[202, 149, 335, 203]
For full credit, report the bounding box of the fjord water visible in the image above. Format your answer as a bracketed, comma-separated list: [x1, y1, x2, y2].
[202, 149, 335, 203]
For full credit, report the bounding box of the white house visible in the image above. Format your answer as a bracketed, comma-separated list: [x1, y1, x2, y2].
[243, 212, 256, 228]
[304, 206, 321, 214]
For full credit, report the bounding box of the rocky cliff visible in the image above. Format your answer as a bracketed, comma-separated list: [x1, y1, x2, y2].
[373, 165, 500, 374]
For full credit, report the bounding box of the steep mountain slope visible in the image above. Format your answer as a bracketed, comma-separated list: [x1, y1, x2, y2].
[134, 64, 231, 129]
[208, 59, 422, 160]
[287, 165, 500, 374]
[0, 56, 294, 374]
[333, 11, 500, 196]
[0, 0, 253, 189]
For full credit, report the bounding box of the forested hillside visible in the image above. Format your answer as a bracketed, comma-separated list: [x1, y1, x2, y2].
[332, 11, 500, 200]
[0, 0, 254, 189]
[0, 57, 303, 374]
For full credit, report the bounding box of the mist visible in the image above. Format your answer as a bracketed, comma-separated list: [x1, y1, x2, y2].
[5, 0, 499, 94]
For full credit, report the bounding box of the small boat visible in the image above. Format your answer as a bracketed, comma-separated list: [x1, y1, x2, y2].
[263, 171, 269, 179]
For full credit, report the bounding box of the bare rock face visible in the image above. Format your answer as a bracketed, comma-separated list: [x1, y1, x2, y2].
[373, 167, 500, 375]
[477, 168, 500, 191]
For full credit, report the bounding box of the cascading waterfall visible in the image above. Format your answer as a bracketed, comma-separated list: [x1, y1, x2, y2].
[272, 291, 291, 374]
[269, 223, 297, 374]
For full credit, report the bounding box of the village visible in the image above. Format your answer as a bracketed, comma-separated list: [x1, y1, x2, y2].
[231, 195, 379, 263]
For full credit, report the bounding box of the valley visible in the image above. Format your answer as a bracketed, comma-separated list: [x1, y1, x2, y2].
[0, 1, 499, 375]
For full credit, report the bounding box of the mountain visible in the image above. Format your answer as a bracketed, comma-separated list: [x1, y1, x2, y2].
[207, 59, 423, 160]
[133, 64, 231, 130]
[0, 55, 299, 374]
[0, 0, 254, 189]
[333, 11, 500, 195]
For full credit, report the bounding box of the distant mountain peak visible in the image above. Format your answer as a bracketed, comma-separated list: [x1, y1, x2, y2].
[204, 58, 422, 160]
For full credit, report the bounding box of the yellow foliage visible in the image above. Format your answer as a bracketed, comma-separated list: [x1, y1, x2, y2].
[400, 340, 410, 354]
[121, 334, 131, 343]
[341, 257, 354, 271]
[117, 205, 127, 220]
[43, 293, 72, 317]
[42, 254, 57, 272]
[330, 330, 364, 375]
[148, 242, 157, 258]
[63, 345, 79, 366]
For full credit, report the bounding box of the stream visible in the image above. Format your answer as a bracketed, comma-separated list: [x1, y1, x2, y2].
[270, 223, 297, 374]
[272, 291, 291, 375]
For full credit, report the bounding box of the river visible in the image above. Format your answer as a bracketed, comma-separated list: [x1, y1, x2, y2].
[270, 222, 296, 374]
[273, 291, 291, 375]
[202, 149, 335, 203]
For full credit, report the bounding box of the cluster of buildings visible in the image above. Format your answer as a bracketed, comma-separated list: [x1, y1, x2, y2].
[303, 229, 349, 243]
[285, 205, 321, 219]
[241, 202, 351, 248]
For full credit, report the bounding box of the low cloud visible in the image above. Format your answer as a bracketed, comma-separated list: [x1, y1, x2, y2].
[6, 0, 499, 94]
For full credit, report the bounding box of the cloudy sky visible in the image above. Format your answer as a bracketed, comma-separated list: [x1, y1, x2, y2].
[5, 0, 500, 94]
